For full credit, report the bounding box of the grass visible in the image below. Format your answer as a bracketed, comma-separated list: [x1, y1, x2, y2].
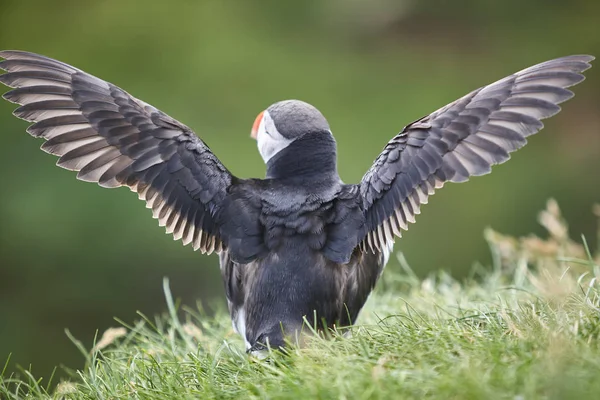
[2, 200, 600, 400]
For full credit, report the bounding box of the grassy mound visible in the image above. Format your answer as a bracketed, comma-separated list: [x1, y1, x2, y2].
[2, 200, 599, 399]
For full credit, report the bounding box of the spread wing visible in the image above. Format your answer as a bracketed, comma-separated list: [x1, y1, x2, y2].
[359, 55, 594, 253]
[0, 50, 234, 254]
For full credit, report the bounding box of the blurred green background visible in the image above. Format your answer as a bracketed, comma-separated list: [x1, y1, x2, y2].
[0, 0, 599, 381]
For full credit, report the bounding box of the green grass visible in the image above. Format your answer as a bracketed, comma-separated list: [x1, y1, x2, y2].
[2, 200, 600, 399]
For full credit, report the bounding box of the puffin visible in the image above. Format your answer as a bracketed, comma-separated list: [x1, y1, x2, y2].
[0, 51, 593, 353]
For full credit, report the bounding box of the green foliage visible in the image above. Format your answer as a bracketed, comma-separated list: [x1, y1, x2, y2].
[2, 202, 600, 399]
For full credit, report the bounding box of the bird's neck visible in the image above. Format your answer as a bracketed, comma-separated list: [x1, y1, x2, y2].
[265, 132, 339, 183]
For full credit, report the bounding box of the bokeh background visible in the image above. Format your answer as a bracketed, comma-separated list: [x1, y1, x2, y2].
[0, 0, 599, 381]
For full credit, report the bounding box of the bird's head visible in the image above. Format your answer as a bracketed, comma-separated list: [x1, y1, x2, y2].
[251, 100, 331, 164]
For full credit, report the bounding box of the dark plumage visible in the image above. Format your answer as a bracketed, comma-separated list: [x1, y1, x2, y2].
[0, 51, 593, 353]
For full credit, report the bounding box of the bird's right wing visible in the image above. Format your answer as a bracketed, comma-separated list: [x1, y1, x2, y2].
[0, 50, 234, 254]
[358, 55, 594, 254]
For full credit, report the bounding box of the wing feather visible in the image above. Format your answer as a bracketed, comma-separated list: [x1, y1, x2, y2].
[359, 55, 594, 253]
[0, 50, 234, 254]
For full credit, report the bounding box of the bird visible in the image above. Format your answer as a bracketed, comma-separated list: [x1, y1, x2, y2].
[0, 51, 593, 354]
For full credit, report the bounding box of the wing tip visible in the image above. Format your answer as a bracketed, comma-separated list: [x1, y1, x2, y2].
[0, 50, 44, 59]
[561, 54, 595, 61]
[559, 54, 594, 75]
[572, 54, 595, 63]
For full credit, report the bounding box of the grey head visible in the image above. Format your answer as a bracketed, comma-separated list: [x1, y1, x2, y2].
[251, 100, 331, 163]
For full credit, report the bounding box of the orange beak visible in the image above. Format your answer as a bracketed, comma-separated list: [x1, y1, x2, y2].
[251, 110, 264, 140]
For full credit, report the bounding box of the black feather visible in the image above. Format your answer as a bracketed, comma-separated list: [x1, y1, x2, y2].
[359, 55, 593, 252]
[0, 50, 234, 254]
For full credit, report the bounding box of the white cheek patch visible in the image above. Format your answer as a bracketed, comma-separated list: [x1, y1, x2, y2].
[256, 111, 293, 163]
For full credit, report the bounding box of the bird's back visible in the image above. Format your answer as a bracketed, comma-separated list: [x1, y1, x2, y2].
[218, 179, 381, 351]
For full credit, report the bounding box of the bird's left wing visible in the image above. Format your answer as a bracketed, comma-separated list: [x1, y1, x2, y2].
[359, 55, 593, 253]
[0, 50, 234, 254]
